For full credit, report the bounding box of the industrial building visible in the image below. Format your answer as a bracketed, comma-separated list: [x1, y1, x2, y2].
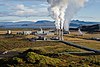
[17, 31, 32, 35]
[81, 24, 100, 33]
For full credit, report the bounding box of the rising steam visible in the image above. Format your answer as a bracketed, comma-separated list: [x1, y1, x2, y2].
[47, 0, 88, 31]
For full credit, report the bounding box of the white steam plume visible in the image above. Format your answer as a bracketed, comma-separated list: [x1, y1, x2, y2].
[64, 0, 88, 31]
[47, 0, 68, 29]
[47, 0, 88, 31]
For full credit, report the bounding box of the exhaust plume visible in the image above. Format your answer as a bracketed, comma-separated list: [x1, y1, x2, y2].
[47, 0, 68, 29]
[47, 0, 88, 31]
[64, 0, 88, 31]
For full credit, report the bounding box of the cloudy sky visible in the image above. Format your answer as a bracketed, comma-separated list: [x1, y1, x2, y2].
[0, 0, 100, 22]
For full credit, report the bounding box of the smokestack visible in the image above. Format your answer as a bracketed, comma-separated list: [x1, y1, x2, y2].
[47, 0, 68, 40]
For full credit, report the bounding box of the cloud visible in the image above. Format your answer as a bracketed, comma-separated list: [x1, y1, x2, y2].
[15, 4, 25, 10]
[0, 0, 49, 18]
[11, 4, 35, 16]
[8, 4, 48, 17]
[0, 0, 53, 22]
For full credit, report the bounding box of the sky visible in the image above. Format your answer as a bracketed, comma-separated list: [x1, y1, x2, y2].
[0, 0, 100, 22]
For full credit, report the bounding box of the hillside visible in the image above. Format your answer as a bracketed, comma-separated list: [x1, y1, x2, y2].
[0, 20, 100, 29]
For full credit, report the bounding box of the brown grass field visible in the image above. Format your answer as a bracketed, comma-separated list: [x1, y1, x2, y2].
[0, 30, 99, 67]
[64, 32, 100, 50]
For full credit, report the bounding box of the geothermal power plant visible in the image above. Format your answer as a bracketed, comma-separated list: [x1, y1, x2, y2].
[47, 0, 88, 40]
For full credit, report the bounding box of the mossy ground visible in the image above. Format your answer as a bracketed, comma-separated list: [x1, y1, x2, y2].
[0, 49, 100, 67]
[0, 32, 99, 67]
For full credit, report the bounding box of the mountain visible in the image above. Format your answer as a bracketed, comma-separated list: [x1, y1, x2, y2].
[0, 20, 100, 29]
[70, 20, 100, 28]
[35, 20, 53, 24]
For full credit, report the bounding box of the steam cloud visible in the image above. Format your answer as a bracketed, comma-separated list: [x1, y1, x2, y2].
[47, 0, 88, 31]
